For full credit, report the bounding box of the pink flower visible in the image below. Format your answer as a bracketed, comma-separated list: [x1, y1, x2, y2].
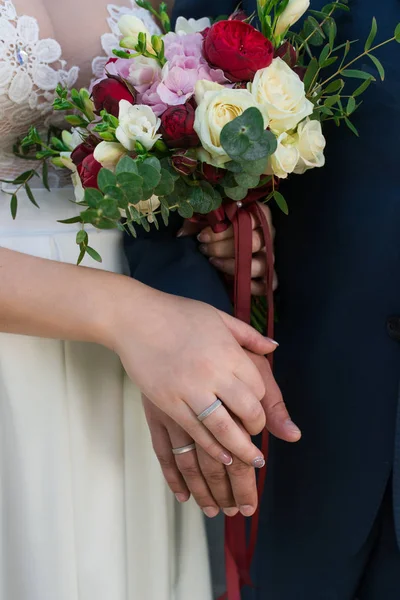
[157, 65, 199, 105]
[138, 80, 168, 116]
[164, 32, 205, 61]
[105, 57, 161, 94]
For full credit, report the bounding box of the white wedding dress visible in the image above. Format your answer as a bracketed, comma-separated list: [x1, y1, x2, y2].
[0, 1, 212, 599]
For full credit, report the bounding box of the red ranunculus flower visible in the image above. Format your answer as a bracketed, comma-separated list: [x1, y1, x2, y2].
[203, 20, 274, 82]
[71, 136, 99, 167]
[92, 78, 135, 118]
[274, 41, 298, 68]
[160, 102, 199, 148]
[77, 153, 102, 189]
[201, 163, 226, 184]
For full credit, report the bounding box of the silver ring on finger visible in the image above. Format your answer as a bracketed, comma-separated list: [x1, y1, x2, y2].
[172, 443, 196, 455]
[197, 399, 222, 422]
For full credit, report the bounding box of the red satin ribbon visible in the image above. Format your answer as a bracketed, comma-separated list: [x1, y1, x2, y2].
[211, 199, 275, 600]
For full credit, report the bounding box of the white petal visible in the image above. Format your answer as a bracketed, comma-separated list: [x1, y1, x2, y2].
[0, 61, 13, 87]
[8, 70, 32, 103]
[101, 32, 119, 56]
[33, 63, 58, 90]
[16, 15, 39, 44]
[0, 16, 17, 41]
[35, 39, 62, 63]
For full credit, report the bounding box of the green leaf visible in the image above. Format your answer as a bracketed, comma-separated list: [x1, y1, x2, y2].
[395, 23, 400, 42]
[346, 96, 356, 114]
[304, 58, 319, 92]
[10, 194, 17, 219]
[58, 216, 82, 225]
[98, 198, 121, 220]
[369, 54, 385, 81]
[344, 117, 359, 136]
[326, 17, 337, 49]
[102, 185, 125, 206]
[86, 246, 102, 263]
[137, 163, 161, 190]
[97, 168, 117, 192]
[116, 172, 143, 204]
[84, 187, 104, 208]
[225, 161, 243, 174]
[154, 169, 175, 196]
[160, 202, 169, 227]
[365, 17, 377, 51]
[324, 79, 344, 94]
[342, 69, 375, 80]
[242, 158, 269, 176]
[189, 186, 214, 214]
[115, 155, 138, 175]
[241, 132, 277, 162]
[303, 16, 325, 47]
[220, 107, 266, 158]
[274, 191, 288, 215]
[12, 170, 35, 185]
[352, 76, 373, 97]
[177, 202, 194, 219]
[321, 56, 338, 68]
[234, 172, 260, 188]
[77, 246, 86, 265]
[42, 161, 50, 191]
[25, 183, 40, 208]
[126, 221, 137, 237]
[224, 186, 248, 202]
[324, 94, 340, 107]
[76, 230, 88, 245]
[319, 44, 331, 66]
[143, 156, 161, 172]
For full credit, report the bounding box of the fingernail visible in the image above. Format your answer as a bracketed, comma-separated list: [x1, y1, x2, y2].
[267, 337, 279, 346]
[176, 229, 185, 238]
[219, 452, 233, 466]
[209, 257, 223, 267]
[175, 493, 188, 503]
[199, 244, 208, 255]
[239, 505, 255, 517]
[223, 507, 239, 517]
[203, 506, 219, 518]
[197, 232, 211, 243]
[252, 456, 265, 469]
[285, 419, 301, 437]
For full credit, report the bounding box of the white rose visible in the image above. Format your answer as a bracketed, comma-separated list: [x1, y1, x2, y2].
[116, 101, 161, 151]
[293, 118, 326, 174]
[175, 16, 211, 35]
[118, 15, 153, 52]
[250, 58, 313, 134]
[266, 132, 299, 179]
[275, 0, 310, 36]
[94, 142, 126, 171]
[194, 81, 269, 166]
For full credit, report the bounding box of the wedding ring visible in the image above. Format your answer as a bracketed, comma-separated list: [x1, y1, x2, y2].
[197, 399, 223, 422]
[172, 443, 196, 455]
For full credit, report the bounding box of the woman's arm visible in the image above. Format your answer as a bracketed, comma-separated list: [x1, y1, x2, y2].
[0, 247, 288, 466]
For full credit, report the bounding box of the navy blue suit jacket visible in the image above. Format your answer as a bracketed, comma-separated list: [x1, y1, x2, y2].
[167, 0, 400, 560]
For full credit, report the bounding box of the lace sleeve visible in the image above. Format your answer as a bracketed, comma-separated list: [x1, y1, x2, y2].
[91, 1, 162, 81]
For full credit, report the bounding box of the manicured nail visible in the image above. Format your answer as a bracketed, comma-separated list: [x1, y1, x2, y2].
[239, 505, 255, 517]
[199, 244, 208, 255]
[252, 456, 265, 469]
[176, 229, 185, 238]
[219, 452, 233, 466]
[223, 508, 239, 517]
[267, 337, 279, 346]
[203, 506, 219, 518]
[175, 493, 188, 503]
[285, 419, 301, 437]
[209, 257, 223, 268]
[198, 232, 211, 243]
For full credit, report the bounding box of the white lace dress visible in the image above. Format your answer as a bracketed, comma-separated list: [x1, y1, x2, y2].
[0, 2, 212, 599]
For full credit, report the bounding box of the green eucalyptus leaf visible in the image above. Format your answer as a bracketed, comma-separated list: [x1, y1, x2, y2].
[342, 69, 375, 80]
[221, 107, 266, 158]
[225, 161, 243, 173]
[154, 169, 175, 196]
[365, 17, 377, 51]
[234, 172, 260, 188]
[13, 170, 35, 184]
[143, 156, 161, 172]
[86, 246, 102, 263]
[160, 202, 170, 226]
[319, 44, 330, 66]
[77, 246, 86, 265]
[242, 157, 269, 176]
[177, 202, 194, 219]
[395, 23, 400, 42]
[58, 216, 83, 225]
[102, 185, 125, 205]
[241, 131, 277, 162]
[368, 54, 385, 81]
[137, 163, 161, 190]
[274, 191, 289, 215]
[98, 198, 120, 219]
[115, 155, 138, 175]
[97, 168, 117, 192]
[321, 56, 338, 68]
[24, 183, 40, 208]
[84, 187, 103, 208]
[81, 208, 100, 223]
[189, 186, 214, 214]
[303, 16, 325, 47]
[76, 230, 88, 245]
[324, 79, 344, 94]
[324, 94, 340, 107]
[224, 185, 248, 202]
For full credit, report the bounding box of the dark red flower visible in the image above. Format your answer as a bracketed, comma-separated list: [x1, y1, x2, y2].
[77, 153, 102, 189]
[171, 149, 198, 176]
[244, 181, 275, 204]
[160, 102, 199, 148]
[71, 136, 99, 167]
[92, 78, 135, 118]
[275, 41, 298, 68]
[228, 9, 248, 22]
[203, 20, 274, 82]
[293, 66, 307, 81]
[201, 163, 226, 184]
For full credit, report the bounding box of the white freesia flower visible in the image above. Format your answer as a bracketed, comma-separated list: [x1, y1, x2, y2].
[294, 118, 326, 174]
[194, 81, 269, 166]
[266, 132, 299, 179]
[61, 128, 85, 151]
[94, 142, 126, 171]
[275, 0, 310, 36]
[118, 15, 153, 51]
[250, 58, 313, 133]
[59, 151, 75, 171]
[116, 101, 161, 151]
[175, 16, 211, 35]
[72, 169, 85, 203]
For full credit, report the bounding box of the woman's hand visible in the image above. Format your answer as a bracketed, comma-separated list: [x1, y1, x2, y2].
[180, 203, 278, 295]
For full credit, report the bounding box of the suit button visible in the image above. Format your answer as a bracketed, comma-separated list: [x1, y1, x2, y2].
[386, 316, 400, 341]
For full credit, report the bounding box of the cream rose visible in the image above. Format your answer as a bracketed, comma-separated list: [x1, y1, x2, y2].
[94, 142, 126, 171]
[250, 58, 313, 134]
[116, 101, 161, 151]
[194, 81, 269, 166]
[294, 118, 326, 174]
[121, 195, 161, 223]
[275, 0, 310, 36]
[175, 16, 211, 35]
[118, 15, 153, 52]
[266, 132, 299, 179]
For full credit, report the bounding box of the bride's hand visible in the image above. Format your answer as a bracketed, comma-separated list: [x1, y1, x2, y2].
[110, 286, 278, 468]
